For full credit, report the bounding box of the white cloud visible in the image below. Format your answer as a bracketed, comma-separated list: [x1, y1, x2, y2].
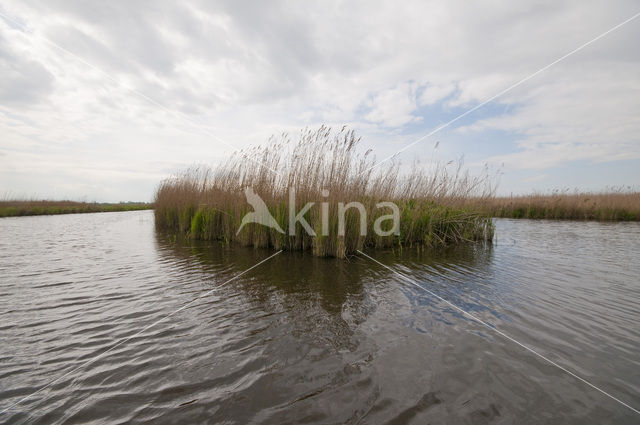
[419, 82, 456, 106]
[365, 83, 420, 127]
[462, 63, 640, 168]
[447, 74, 511, 107]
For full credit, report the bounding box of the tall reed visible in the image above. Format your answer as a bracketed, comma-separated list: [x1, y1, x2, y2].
[154, 126, 495, 258]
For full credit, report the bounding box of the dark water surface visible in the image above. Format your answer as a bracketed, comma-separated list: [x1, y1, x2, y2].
[1, 211, 639, 424]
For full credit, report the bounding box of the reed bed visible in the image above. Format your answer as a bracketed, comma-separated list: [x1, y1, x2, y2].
[154, 126, 495, 258]
[480, 189, 640, 221]
[0, 200, 152, 217]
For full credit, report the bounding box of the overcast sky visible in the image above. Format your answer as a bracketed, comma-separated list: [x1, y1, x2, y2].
[1, 0, 639, 202]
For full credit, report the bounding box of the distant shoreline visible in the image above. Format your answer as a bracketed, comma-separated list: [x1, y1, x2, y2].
[3, 191, 639, 222]
[0, 200, 153, 217]
[477, 192, 640, 221]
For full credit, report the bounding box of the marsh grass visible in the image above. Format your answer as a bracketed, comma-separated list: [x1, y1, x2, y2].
[0, 200, 152, 217]
[481, 189, 640, 221]
[154, 126, 495, 258]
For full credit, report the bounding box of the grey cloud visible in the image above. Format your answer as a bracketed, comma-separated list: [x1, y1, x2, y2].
[0, 34, 53, 105]
[42, 2, 182, 75]
[23, 0, 373, 107]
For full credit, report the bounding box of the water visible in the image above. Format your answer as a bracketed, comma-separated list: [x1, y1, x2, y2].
[1, 210, 639, 424]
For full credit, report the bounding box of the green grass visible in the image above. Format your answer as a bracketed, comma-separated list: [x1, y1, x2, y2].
[0, 200, 153, 217]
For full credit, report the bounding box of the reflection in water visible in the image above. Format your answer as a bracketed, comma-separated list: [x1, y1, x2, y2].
[156, 233, 371, 315]
[0, 211, 638, 424]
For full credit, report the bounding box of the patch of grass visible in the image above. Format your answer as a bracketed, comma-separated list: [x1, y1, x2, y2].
[154, 126, 495, 258]
[0, 200, 153, 217]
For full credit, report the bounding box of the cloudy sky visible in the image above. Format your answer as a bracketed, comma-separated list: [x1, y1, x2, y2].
[1, 0, 639, 202]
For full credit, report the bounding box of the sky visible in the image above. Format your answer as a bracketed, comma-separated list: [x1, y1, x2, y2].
[0, 0, 639, 202]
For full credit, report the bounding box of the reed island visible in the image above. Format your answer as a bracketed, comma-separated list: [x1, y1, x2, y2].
[154, 127, 495, 258]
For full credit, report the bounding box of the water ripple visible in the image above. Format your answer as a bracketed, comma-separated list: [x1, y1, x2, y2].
[0, 213, 639, 423]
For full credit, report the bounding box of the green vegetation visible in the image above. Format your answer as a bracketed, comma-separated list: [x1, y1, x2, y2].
[154, 127, 494, 258]
[0, 200, 152, 217]
[479, 189, 640, 221]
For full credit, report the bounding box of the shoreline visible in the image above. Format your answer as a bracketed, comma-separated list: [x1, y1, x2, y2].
[0, 201, 153, 218]
[477, 192, 639, 221]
